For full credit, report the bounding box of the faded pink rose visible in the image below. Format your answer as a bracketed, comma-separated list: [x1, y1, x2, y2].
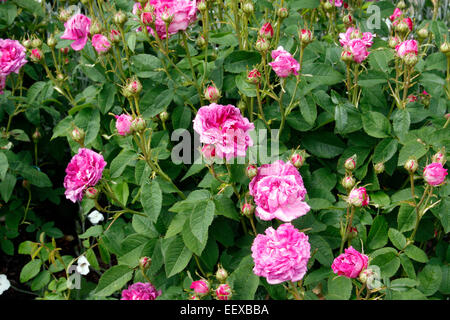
[332, 246, 369, 278]
[251, 223, 311, 284]
[91, 34, 111, 53]
[190, 280, 209, 296]
[134, 0, 198, 39]
[0, 39, 27, 76]
[193, 103, 254, 160]
[269, 46, 300, 78]
[395, 39, 418, 57]
[64, 148, 107, 203]
[249, 160, 310, 222]
[61, 14, 91, 51]
[329, 0, 343, 7]
[115, 114, 133, 136]
[121, 282, 161, 300]
[215, 284, 232, 300]
[423, 162, 448, 186]
[347, 187, 369, 207]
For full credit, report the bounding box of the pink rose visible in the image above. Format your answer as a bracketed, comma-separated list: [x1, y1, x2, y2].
[339, 27, 374, 63]
[249, 160, 310, 222]
[389, 8, 402, 21]
[121, 282, 161, 300]
[259, 22, 274, 38]
[395, 39, 418, 57]
[193, 103, 254, 160]
[201, 144, 216, 159]
[332, 246, 369, 279]
[215, 284, 232, 300]
[329, 0, 343, 6]
[190, 280, 209, 296]
[91, 34, 111, 53]
[64, 148, 107, 203]
[349, 39, 370, 63]
[60, 14, 91, 51]
[269, 46, 300, 78]
[347, 187, 369, 207]
[115, 114, 133, 136]
[251, 223, 311, 284]
[134, 0, 198, 39]
[0, 39, 27, 76]
[423, 162, 448, 186]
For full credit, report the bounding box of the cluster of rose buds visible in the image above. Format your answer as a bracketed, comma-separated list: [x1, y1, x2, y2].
[341, 155, 370, 207]
[255, 22, 273, 52]
[114, 114, 147, 136]
[189, 266, 231, 300]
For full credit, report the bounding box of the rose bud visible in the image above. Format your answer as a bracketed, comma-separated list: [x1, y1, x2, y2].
[22, 39, 32, 49]
[277, 7, 289, 19]
[241, 202, 255, 218]
[190, 280, 210, 297]
[395, 19, 410, 34]
[432, 149, 446, 165]
[90, 20, 102, 35]
[259, 22, 274, 39]
[417, 27, 429, 40]
[71, 126, 85, 144]
[404, 157, 418, 173]
[344, 155, 357, 171]
[246, 164, 258, 179]
[247, 69, 261, 84]
[440, 41, 450, 56]
[197, 0, 207, 11]
[201, 144, 216, 160]
[47, 35, 57, 48]
[347, 187, 370, 207]
[114, 11, 128, 26]
[403, 52, 418, 66]
[255, 37, 270, 52]
[323, 1, 333, 11]
[141, 11, 153, 25]
[31, 38, 42, 48]
[341, 175, 356, 190]
[160, 9, 174, 24]
[388, 36, 400, 48]
[242, 1, 254, 15]
[32, 128, 41, 142]
[374, 162, 385, 175]
[131, 117, 146, 133]
[204, 85, 221, 103]
[196, 35, 206, 49]
[109, 29, 121, 43]
[397, 0, 406, 9]
[423, 162, 448, 186]
[139, 257, 152, 270]
[123, 78, 142, 97]
[343, 14, 353, 26]
[300, 29, 313, 45]
[60, 47, 69, 55]
[85, 187, 99, 199]
[215, 284, 232, 300]
[59, 9, 72, 22]
[215, 267, 228, 283]
[290, 152, 305, 168]
[341, 50, 353, 63]
[159, 111, 169, 122]
[30, 49, 43, 62]
[22, 179, 30, 189]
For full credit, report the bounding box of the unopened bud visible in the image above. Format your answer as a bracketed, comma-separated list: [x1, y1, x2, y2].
[241, 203, 254, 218]
[196, 35, 206, 49]
[255, 37, 270, 52]
[242, 1, 254, 15]
[323, 1, 333, 11]
[30, 48, 43, 62]
[344, 155, 357, 171]
[201, 144, 216, 159]
[440, 41, 450, 55]
[161, 9, 173, 24]
[22, 180, 30, 189]
[204, 85, 221, 103]
[404, 157, 418, 173]
[139, 257, 152, 270]
[60, 47, 69, 55]
[22, 39, 32, 49]
[47, 36, 57, 48]
[259, 22, 274, 39]
[59, 9, 72, 22]
[277, 7, 289, 19]
[300, 29, 313, 45]
[343, 14, 353, 26]
[197, 0, 207, 11]
[123, 78, 142, 97]
[290, 152, 305, 168]
[417, 28, 429, 40]
[432, 149, 446, 165]
[90, 20, 102, 35]
[246, 164, 258, 179]
[388, 36, 400, 49]
[215, 267, 228, 283]
[114, 11, 128, 26]
[32, 128, 41, 142]
[131, 117, 146, 132]
[374, 162, 385, 175]
[341, 176, 356, 190]
[109, 29, 121, 43]
[397, 0, 406, 9]
[247, 69, 261, 84]
[85, 187, 99, 199]
[71, 127, 85, 144]
[31, 38, 42, 48]
[341, 50, 353, 63]
[159, 111, 169, 122]
[403, 52, 418, 66]
[395, 20, 410, 34]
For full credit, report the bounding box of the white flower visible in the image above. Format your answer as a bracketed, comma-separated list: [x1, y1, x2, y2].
[88, 210, 104, 225]
[76, 256, 90, 276]
[0, 274, 11, 295]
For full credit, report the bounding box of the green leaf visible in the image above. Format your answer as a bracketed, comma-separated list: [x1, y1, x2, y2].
[302, 132, 346, 159]
[171, 105, 192, 130]
[388, 228, 407, 250]
[20, 259, 42, 283]
[98, 82, 116, 114]
[390, 278, 418, 291]
[334, 103, 362, 134]
[431, 197, 450, 233]
[223, 51, 261, 74]
[397, 141, 429, 166]
[141, 180, 162, 223]
[417, 264, 442, 296]
[373, 138, 398, 164]
[361, 111, 391, 138]
[130, 54, 162, 78]
[228, 255, 260, 300]
[31, 270, 51, 291]
[392, 288, 427, 300]
[0, 173, 16, 203]
[78, 225, 103, 239]
[162, 235, 193, 278]
[399, 253, 416, 280]
[397, 204, 416, 232]
[326, 276, 352, 300]
[94, 265, 134, 296]
[110, 150, 137, 179]
[367, 216, 389, 250]
[235, 73, 257, 97]
[0, 152, 8, 181]
[370, 251, 400, 278]
[404, 245, 428, 263]
[213, 196, 240, 221]
[309, 234, 333, 266]
[165, 212, 189, 239]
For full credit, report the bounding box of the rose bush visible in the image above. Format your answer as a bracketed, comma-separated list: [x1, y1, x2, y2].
[0, 0, 448, 301]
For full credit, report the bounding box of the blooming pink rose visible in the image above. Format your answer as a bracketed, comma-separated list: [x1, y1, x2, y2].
[121, 282, 161, 300]
[60, 14, 91, 51]
[215, 284, 232, 300]
[115, 114, 133, 136]
[339, 27, 374, 48]
[0, 39, 27, 76]
[190, 280, 209, 296]
[423, 162, 448, 186]
[349, 39, 370, 63]
[251, 223, 311, 284]
[347, 187, 370, 207]
[134, 0, 198, 39]
[390, 8, 402, 21]
[269, 46, 300, 78]
[193, 103, 254, 160]
[249, 160, 310, 222]
[395, 39, 418, 57]
[91, 34, 111, 53]
[329, 0, 343, 6]
[64, 148, 107, 203]
[332, 246, 369, 278]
